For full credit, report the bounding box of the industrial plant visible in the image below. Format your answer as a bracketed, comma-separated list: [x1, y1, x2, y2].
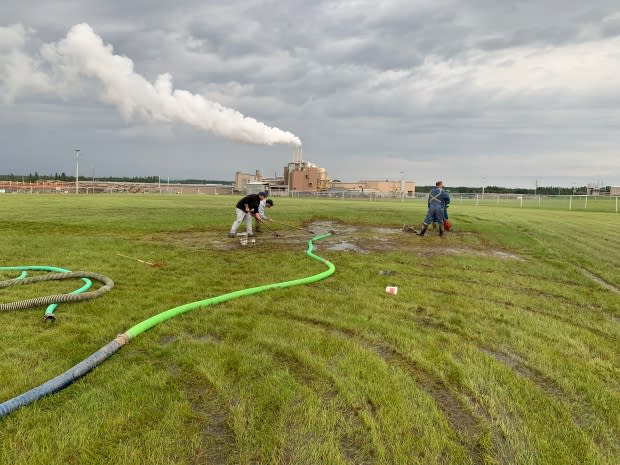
[235, 148, 416, 197]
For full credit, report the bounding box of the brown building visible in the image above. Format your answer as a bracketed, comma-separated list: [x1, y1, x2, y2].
[284, 162, 328, 192]
[235, 148, 415, 195]
[330, 180, 415, 195]
[235, 170, 264, 191]
[611, 186, 620, 196]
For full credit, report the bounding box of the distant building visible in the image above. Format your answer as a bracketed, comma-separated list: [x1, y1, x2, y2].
[246, 181, 270, 195]
[234, 148, 415, 195]
[285, 163, 318, 191]
[330, 180, 415, 195]
[234, 171, 253, 191]
[611, 186, 620, 196]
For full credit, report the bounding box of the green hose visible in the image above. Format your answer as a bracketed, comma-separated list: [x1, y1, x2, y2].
[126, 232, 334, 338]
[0, 266, 93, 318]
[0, 233, 335, 418]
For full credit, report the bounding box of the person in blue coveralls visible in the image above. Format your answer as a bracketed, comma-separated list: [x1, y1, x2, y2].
[418, 181, 451, 237]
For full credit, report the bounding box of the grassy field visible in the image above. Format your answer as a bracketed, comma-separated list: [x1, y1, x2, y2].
[0, 194, 618, 465]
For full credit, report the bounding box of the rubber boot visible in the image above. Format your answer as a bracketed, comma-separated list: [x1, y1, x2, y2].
[417, 225, 428, 236]
[439, 223, 445, 237]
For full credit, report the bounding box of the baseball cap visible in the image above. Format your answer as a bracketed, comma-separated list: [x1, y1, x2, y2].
[258, 191, 266, 197]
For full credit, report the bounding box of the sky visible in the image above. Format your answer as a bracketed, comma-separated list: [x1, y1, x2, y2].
[1, 1, 619, 188]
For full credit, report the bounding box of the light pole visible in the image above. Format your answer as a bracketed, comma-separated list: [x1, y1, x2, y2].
[74, 149, 80, 195]
[400, 171, 405, 202]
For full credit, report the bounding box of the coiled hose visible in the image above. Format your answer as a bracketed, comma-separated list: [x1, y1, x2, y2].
[0, 265, 97, 319]
[0, 233, 335, 419]
[0, 271, 114, 311]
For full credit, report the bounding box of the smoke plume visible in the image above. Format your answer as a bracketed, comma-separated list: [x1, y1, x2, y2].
[0, 23, 301, 147]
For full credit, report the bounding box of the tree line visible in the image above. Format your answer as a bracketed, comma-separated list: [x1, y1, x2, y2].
[415, 185, 611, 195]
[0, 173, 232, 185]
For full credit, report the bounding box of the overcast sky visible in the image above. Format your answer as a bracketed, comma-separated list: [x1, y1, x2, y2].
[1, 1, 619, 187]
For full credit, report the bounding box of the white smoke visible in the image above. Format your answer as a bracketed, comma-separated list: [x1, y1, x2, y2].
[0, 23, 301, 147]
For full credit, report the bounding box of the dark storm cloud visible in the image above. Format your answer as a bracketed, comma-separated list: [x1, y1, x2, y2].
[1, 0, 619, 185]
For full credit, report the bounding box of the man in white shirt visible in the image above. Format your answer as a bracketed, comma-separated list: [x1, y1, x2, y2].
[255, 198, 273, 233]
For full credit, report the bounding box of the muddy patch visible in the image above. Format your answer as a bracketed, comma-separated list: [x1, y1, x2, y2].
[310, 221, 358, 236]
[327, 240, 366, 253]
[373, 227, 404, 235]
[145, 222, 522, 261]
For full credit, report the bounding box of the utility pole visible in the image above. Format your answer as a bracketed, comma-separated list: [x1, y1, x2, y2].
[74, 149, 80, 195]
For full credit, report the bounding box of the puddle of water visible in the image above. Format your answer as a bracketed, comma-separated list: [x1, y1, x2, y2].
[309, 221, 357, 235]
[327, 241, 358, 251]
[326, 240, 368, 253]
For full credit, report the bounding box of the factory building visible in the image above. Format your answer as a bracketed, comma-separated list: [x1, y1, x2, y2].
[328, 180, 414, 195]
[283, 148, 330, 192]
[235, 148, 415, 195]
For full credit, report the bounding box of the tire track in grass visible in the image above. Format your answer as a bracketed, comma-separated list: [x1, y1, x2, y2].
[480, 348, 564, 400]
[426, 285, 617, 341]
[402, 306, 615, 457]
[423, 268, 608, 313]
[370, 303, 616, 460]
[478, 346, 616, 460]
[181, 370, 235, 465]
[156, 335, 236, 465]
[284, 314, 492, 465]
[258, 341, 376, 465]
[521, 229, 620, 294]
[577, 267, 620, 296]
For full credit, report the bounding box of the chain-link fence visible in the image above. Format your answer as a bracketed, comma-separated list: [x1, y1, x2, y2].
[2, 181, 617, 213]
[276, 190, 620, 213]
[438, 193, 619, 213]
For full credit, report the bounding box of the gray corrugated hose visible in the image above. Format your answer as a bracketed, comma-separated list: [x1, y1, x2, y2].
[0, 271, 114, 311]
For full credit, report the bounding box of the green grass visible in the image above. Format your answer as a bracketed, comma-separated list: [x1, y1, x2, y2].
[0, 194, 618, 465]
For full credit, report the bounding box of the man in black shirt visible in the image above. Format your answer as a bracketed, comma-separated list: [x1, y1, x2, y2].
[228, 191, 267, 237]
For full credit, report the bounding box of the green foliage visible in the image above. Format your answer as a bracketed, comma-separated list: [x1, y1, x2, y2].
[415, 184, 604, 194]
[0, 195, 618, 465]
[0, 174, 232, 184]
